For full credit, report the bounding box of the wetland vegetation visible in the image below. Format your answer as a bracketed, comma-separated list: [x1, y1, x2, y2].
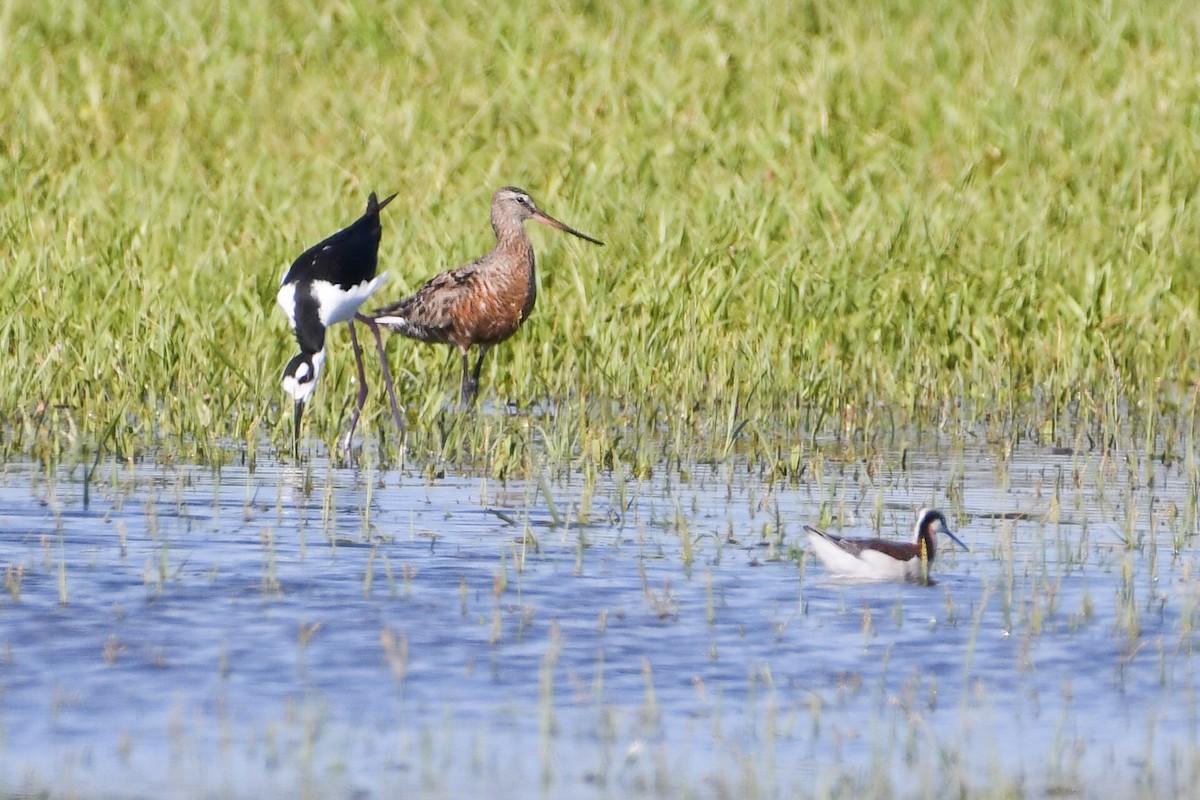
[3, 0, 1199, 467]
[2, 0, 1200, 797]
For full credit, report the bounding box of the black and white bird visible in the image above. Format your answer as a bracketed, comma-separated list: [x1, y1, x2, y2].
[277, 190, 405, 454]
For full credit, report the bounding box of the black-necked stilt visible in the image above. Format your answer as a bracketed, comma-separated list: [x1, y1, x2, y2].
[277, 190, 405, 455]
[804, 509, 970, 584]
[369, 187, 603, 407]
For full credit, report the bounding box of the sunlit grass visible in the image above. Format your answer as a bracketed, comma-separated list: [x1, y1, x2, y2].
[2, 0, 1200, 470]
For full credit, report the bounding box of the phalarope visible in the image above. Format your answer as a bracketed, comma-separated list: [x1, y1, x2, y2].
[805, 509, 969, 584]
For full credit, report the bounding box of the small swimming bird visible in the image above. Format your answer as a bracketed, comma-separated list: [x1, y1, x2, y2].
[805, 509, 969, 583]
[371, 186, 603, 406]
[277, 191, 405, 455]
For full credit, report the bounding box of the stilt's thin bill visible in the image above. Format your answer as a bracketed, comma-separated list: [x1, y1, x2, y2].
[282, 350, 324, 458]
[292, 400, 304, 456]
[532, 211, 605, 246]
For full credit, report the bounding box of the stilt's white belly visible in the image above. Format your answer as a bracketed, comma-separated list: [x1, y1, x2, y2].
[316, 273, 386, 326]
[278, 273, 388, 329]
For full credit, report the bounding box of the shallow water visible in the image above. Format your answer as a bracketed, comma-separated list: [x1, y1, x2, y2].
[1, 435, 1199, 799]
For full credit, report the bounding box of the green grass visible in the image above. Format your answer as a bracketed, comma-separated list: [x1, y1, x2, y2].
[3, 0, 1200, 468]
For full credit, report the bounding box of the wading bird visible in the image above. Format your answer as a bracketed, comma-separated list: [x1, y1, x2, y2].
[277, 191, 405, 455]
[370, 186, 603, 407]
[805, 509, 969, 584]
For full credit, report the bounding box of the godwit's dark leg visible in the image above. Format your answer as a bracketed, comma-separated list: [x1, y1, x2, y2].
[342, 320, 370, 452]
[470, 345, 491, 404]
[356, 313, 406, 435]
[459, 349, 475, 407]
[459, 344, 491, 407]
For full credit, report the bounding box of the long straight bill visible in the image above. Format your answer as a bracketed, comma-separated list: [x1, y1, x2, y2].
[945, 530, 970, 552]
[292, 400, 304, 457]
[532, 211, 605, 246]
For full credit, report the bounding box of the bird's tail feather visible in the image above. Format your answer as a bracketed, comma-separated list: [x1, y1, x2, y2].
[367, 191, 399, 215]
[374, 314, 407, 328]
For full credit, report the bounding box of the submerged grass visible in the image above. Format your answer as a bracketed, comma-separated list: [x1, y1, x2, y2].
[3, 420, 1200, 796]
[2, 0, 1200, 468]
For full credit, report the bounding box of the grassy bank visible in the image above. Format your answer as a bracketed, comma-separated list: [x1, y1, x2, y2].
[2, 0, 1199, 467]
